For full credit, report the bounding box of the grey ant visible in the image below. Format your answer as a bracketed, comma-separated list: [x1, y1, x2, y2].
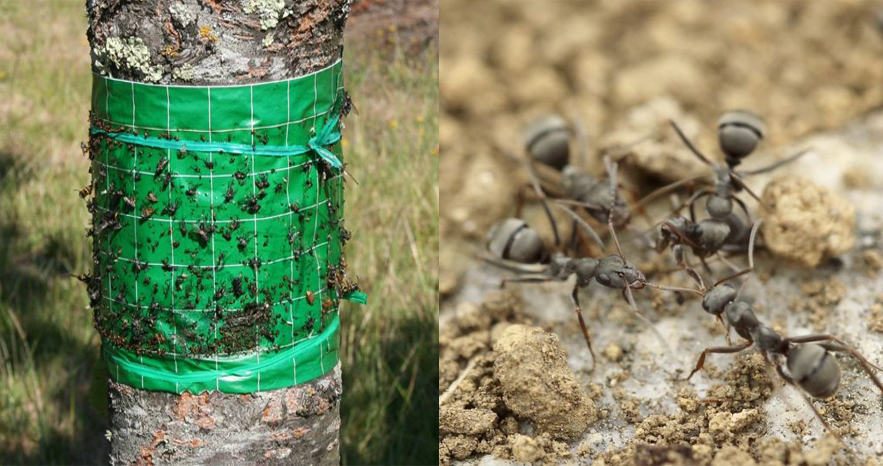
[484, 157, 691, 371]
[640, 110, 808, 249]
[676, 237, 883, 441]
[521, 114, 635, 233]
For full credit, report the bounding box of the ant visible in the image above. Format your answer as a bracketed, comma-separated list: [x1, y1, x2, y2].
[519, 114, 647, 236]
[676, 233, 883, 441]
[484, 157, 693, 372]
[636, 110, 808, 250]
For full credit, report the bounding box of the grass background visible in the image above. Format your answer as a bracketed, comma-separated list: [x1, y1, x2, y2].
[0, 1, 438, 464]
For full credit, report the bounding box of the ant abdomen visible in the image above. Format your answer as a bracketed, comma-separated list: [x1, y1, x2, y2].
[487, 218, 545, 263]
[787, 344, 842, 399]
[718, 110, 766, 165]
[523, 115, 570, 170]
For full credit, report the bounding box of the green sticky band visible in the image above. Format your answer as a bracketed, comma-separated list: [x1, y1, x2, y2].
[88, 59, 365, 395]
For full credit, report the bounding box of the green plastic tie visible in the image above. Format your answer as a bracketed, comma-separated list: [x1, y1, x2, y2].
[90, 113, 343, 170]
[343, 290, 368, 304]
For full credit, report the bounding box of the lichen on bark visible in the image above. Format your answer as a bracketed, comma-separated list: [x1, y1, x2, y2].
[87, 0, 351, 85]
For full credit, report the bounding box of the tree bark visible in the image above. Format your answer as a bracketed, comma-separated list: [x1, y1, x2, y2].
[85, 1, 351, 464]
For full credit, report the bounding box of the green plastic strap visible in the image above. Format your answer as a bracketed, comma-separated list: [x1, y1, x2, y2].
[343, 290, 368, 305]
[90, 113, 343, 170]
[88, 59, 364, 395]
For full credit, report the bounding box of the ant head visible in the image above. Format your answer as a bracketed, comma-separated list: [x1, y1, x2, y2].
[596, 255, 643, 290]
[718, 110, 765, 166]
[702, 283, 737, 315]
[487, 218, 545, 264]
[786, 343, 841, 399]
[523, 114, 570, 170]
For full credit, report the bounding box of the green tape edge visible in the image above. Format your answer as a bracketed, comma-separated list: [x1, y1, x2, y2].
[104, 315, 340, 394]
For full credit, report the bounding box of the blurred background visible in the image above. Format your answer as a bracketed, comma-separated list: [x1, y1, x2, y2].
[440, 0, 883, 292]
[0, 0, 438, 464]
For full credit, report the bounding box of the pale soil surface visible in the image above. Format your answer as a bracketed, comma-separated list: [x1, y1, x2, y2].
[440, 1, 883, 464]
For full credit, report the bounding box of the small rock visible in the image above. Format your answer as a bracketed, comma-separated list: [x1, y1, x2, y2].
[509, 434, 544, 463]
[494, 325, 596, 439]
[761, 175, 856, 267]
[603, 343, 623, 362]
[712, 445, 757, 466]
[439, 406, 497, 435]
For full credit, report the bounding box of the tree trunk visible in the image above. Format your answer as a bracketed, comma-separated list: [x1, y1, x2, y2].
[85, 1, 351, 464]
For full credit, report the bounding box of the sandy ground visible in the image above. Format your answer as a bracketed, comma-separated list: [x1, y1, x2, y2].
[440, 1, 883, 464]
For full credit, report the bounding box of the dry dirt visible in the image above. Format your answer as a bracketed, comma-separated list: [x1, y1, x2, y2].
[440, 1, 883, 465]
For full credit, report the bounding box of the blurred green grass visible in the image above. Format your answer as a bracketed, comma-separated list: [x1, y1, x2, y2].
[0, 1, 438, 465]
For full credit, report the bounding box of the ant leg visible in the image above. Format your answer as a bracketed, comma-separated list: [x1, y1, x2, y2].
[500, 275, 554, 289]
[713, 219, 762, 286]
[674, 245, 706, 291]
[602, 155, 627, 258]
[571, 284, 596, 373]
[818, 343, 883, 394]
[568, 219, 580, 255]
[571, 111, 588, 169]
[740, 149, 810, 176]
[716, 314, 733, 345]
[699, 256, 714, 276]
[732, 195, 753, 224]
[728, 172, 768, 210]
[680, 340, 752, 381]
[553, 203, 606, 251]
[480, 254, 547, 274]
[787, 335, 883, 373]
[522, 161, 562, 246]
[631, 175, 706, 213]
[621, 284, 673, 357]
[687, 190, 715, 222]
[773, 362, 843, 445]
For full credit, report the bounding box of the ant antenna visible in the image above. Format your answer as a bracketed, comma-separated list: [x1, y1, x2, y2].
[670, 120, 715, 167]
[571, 111, 589, 169]
[713, 219, 762, 287]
